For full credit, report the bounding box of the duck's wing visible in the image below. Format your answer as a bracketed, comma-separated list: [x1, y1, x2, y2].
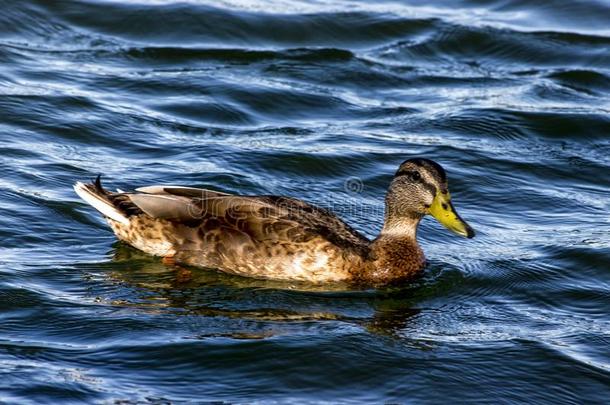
[254, 195, 371, 251]
[129, 192, 370, 251]
[76, 178, 370, 255]
[135, 185, 231, 199]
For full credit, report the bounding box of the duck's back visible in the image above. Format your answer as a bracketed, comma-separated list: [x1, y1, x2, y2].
[75, 179, 371, 282]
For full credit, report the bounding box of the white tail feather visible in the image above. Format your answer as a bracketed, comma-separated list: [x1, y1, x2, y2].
[73, 182, 130, 225]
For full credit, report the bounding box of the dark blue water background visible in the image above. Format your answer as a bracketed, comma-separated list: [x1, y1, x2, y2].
[1, 0, 609, 403]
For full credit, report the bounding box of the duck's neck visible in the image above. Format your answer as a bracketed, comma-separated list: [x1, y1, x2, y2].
[363, 216, 426, 284]
[379, 216, 421, 240]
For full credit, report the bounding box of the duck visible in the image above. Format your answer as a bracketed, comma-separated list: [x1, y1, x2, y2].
[74, 158, 474, 285]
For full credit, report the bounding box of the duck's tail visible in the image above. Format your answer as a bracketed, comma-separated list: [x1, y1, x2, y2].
[73, 175, 130, 225]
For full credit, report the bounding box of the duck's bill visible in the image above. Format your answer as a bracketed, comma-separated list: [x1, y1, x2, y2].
[428, 192, 475, 238]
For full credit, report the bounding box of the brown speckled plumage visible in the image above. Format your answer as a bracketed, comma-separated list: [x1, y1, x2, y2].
[74, 158, 474, 286]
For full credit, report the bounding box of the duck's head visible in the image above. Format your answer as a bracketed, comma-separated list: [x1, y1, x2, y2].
[383, 158, 475, 238]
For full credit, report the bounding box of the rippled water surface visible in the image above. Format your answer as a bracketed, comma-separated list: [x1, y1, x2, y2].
[1, 0, 610, 403]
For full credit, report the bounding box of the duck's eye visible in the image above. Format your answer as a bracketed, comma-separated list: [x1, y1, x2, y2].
[410, 171, 421, 181]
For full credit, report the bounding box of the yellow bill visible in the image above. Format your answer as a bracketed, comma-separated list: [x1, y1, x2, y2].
[428, 191, 475, 238]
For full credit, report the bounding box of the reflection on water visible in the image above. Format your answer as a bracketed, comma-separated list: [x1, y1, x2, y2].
[103, 243, 423, 339]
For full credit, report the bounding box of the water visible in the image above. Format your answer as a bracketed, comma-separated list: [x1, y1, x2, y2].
[1, 0, 609, 402]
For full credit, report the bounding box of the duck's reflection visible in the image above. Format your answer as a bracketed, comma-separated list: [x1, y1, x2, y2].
[103, 243, 423, 338]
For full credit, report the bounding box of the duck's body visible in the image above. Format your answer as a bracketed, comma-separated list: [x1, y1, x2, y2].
[74, 158, 473, 285]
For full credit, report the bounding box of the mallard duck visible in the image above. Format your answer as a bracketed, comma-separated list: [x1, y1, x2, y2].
[74, 158, 474, 285]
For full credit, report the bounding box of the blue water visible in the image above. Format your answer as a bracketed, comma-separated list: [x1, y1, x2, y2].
[1, 0, 610, 403]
